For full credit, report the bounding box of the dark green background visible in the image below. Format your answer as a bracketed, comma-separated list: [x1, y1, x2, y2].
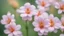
[0, 0, 63, 36]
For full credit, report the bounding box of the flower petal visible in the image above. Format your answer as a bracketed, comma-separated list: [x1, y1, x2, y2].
[4, 30, 11, 34]
[58, 10, 62, 14]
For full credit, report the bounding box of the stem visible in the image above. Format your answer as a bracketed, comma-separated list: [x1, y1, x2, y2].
[26, 21, 29, 36]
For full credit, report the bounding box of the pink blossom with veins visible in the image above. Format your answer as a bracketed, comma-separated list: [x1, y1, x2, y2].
[4, 23, 22, 36]
[54, 2, 64, 14]
[48, 14, 61, 33]
[1, 12, 15, 25]
[33, 15, 49, 36]
[17, 2, 36, 21]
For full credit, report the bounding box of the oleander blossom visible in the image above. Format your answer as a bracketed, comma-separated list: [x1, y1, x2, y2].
[1, 12, 15, 25]
[33, 15, 49, 36]
[54, 2, 64, 14]
[36, 0, 50, 8]
[17, 2, 36, 21]
[4, 23, 22, 36]
[48, 14, 61, 33]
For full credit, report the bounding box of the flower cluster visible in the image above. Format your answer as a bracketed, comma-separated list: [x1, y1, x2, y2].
[16, 0, 64, 36]
[1, 12, 22, 36]
[0, 0, 64, 36]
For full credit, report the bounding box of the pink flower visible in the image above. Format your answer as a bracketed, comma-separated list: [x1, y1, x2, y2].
[1, 12, 15, 25]
[54, 2, 64, 14]
[17, 2, 36, 21]
[4, 23, 22, 36]
[36, 0, 50, 8]
[33, 15, 49, 36]
[48, 14, 61, 33]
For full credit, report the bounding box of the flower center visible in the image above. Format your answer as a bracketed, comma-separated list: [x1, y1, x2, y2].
[6, 17, 11, 24]
[50, 19, 54, 27]
[39, 21, 44, 29]
[25, 8, 30, 14]
[41, 1, 46, 7]
[9, 26, 15, 32]
[37, 11, 41, 16]
[60, 4, 64, 10]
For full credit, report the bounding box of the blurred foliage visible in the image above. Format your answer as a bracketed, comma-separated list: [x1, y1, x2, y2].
[0, 0, 62, 36]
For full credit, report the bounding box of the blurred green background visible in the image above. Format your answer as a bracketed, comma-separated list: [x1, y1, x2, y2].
[0, 0, 63, 36]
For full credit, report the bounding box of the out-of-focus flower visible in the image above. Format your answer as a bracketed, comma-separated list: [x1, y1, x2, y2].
[1, 12, 15, 25]
[48, 14, 61, 33]
[17, 3, 36, 21]
[54, 2, 64, 14]
[4, 23, 22, 36]
[8, 0, 19, 9]
[35, 0, 50, 8]
[34, 9, 48, 20]
[60, 16, 64, 32]
[60, 34, 64, 36]
[32, 15, 49, 36]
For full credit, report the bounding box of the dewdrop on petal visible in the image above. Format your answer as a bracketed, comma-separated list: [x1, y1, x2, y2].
[8, 0, 19, 9]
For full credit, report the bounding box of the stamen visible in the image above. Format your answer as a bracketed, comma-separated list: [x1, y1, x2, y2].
[41, 1, 46, 7]
[37, 11, 41, 16]
[7, 17, 11, 24]
[25, 8, 30, 14]
[60, 4, 64, 10]
[39, 21, 44, 29]
[9, 26, 15, 32]
[50, 19, 54, 27]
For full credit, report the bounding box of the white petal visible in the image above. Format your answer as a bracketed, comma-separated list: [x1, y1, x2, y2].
[58, 10, 62, 14]
[40, 29, 45, 33]
[53, 29, 57, 33]
[54, 2, 60, 9]
[7, 12, 11, 16]
[2, 15, 7, 19]
[4, 30, 10, 34]
[15, 25, 21, 31]
[60, 34, 64, 36]
[20, 14, 27, 17]
[8, 33, 13, 36]
[32, 22, 38, 27]
[48, 27, 55, 32]
[13, 31, 22, 36]
[34, 28, 39, 32]
[1, 20, 6, 24]
[27, 17, 32, 21]
[38, 32, 43, 36]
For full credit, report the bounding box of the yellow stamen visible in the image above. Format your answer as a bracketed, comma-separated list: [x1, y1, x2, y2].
[9, 26, 15, 32]
[50, 19, 54, 27]
[37, 11, 41, 16]
[39, 21, 44, 29]
[41, 1, 46, 7]
[25, 8, 30, 14]
[60, 4, 64, 10]
[7, 17, 11, 24]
